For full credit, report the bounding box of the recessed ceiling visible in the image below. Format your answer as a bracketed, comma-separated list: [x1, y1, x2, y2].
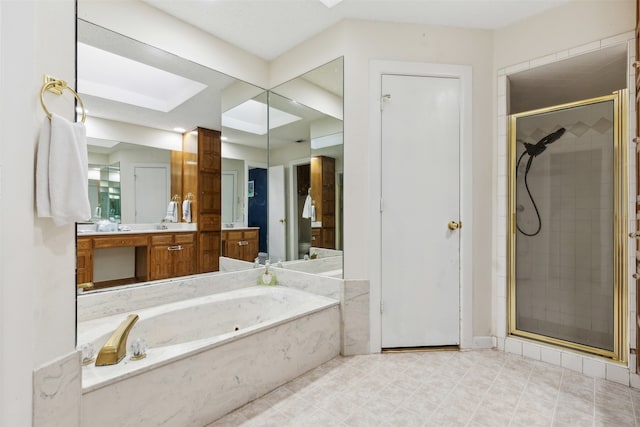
[78, 42, 208, 112]
[142, 0, 573, 60]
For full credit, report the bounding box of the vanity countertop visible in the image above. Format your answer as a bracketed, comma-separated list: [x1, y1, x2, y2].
[77, 223, 197, 236]
[221, 226, 259, 231]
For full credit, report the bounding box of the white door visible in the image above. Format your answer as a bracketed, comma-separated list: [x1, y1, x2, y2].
[380, 74, 461, 348]
[134, 166, 169, 224]
[268, 165, 286, 262]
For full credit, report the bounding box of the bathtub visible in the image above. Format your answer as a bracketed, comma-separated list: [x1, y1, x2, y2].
[79, 285, 340, 427]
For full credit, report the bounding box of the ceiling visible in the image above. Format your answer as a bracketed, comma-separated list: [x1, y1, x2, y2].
[142, 0, 573, 61]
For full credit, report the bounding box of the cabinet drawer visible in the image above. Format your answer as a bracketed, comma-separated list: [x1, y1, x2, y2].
[243, 229, 259, 240]
[224, 231, 244, 241]
[93, 235, 148, 248]
[151, 235, 174, 245]
[174, 233, 195, 244]
[77, 238, 92, 250]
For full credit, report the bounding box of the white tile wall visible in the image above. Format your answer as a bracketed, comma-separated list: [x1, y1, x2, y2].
[560, 352, 582, 373]
[497, 33, 636, 387]
[540, 346, 562, 366]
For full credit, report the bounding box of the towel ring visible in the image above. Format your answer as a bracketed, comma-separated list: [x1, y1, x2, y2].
[40, 77, 86, 123]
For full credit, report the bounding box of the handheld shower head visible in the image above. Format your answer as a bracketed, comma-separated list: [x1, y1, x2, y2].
[524, 127, 566, 157]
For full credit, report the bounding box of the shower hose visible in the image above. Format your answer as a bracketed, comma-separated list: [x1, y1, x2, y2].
[516, 150, 541, 237]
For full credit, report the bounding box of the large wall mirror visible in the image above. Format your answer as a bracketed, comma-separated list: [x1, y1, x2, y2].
[76, 19, 268, 290]
[75, 16, 344, 292]
[269, 58, 344, 277]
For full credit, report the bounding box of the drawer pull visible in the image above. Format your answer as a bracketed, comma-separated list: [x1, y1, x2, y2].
[237, 241, 249, 246]
[168, 245, 183, 251]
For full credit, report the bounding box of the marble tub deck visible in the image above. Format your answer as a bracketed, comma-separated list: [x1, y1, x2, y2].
[208, 349, 640, 426]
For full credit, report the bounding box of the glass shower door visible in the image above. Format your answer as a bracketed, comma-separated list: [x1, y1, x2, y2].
[508, 91, 627, 361]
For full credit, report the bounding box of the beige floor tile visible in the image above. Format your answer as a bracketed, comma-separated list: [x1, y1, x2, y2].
[207, 350, 640, 427]
[380, 408, 424, 427]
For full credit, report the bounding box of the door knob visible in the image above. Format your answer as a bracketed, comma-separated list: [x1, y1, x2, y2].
[279, 218, 286, 224]
[448, 221, 461, 231]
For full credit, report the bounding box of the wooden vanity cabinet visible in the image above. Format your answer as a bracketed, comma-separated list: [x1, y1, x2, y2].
[221, 229, 259, 262]
[181, 127, 222, 273]
[76, 231, 197, 289]
[76, 237, 93, 285]
[149, 233, 196, 281]
[310, 155, 336, 249]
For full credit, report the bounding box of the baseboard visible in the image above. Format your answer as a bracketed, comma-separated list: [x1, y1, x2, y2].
[473, 336, 495, 349]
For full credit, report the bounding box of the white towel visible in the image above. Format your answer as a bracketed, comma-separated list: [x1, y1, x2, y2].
[165, 201, 178, 223]
[36, 113, 91, 225]
[182, 200, 191, 223]
[302, 195, 312, 219]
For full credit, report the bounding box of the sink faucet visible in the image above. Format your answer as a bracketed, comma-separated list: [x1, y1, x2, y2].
[95, 314, 139, 366]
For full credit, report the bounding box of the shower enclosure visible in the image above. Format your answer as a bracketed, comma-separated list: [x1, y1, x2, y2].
[507, 91, 628, 361]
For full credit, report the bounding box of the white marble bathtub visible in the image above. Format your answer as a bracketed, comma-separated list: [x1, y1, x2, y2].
[79, 285, 340, 426]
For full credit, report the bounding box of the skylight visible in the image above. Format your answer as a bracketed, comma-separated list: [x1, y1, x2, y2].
[222, 99, 302, 135]
[77, 43, 208, 112]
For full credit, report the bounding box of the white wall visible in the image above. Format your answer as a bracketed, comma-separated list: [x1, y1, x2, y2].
[0, 1, 78, 426]
[78, 0, 269, 89]
[270, 19, 495, 338]
[494, 0, 635, 70]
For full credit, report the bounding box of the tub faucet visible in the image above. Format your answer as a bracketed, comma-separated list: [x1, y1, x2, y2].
[95, 314, 139, 366]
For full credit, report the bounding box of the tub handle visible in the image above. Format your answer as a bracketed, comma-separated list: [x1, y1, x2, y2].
[168, 245, 183, 251]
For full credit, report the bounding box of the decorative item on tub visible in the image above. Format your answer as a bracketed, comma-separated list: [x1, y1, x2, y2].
[36, 75, 91, 225]
[258, 260, 277, 286]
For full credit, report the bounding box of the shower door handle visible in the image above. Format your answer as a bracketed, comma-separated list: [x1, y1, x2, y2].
[448, 221, 461, 231]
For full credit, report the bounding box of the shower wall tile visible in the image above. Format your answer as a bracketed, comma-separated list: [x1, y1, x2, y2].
[505, 338, 523, 356]
[606, 363, 630, 386]
[498, 95, 507, 116]
[602, 32, 634, 47]
[541, 347, 562, 366]
[505, 61, 530, 75]
[497, 75, 506, 97]
[498, 34, 634, 367]
[529, 53, 559, 69]
[522, 342, 541, 361]
[583, 358, 606, 379]
[561, 352, 582, 373]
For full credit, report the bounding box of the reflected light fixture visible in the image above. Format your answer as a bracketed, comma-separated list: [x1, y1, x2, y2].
[173, 127, 186, 133]
[318, 0, 344, 7]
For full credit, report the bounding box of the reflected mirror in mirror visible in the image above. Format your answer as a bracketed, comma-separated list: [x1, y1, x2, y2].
[76, 18, 268, 291]
[88, 162, 120, 221]
[268, 57, 344, 278]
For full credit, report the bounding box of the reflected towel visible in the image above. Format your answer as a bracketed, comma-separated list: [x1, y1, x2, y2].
[302, 195, 312, 219]
[311, 204, 316, 222]
[182, 200, 191, 223]
[165, 201, 178, 223]
[36, 113, 91, 225]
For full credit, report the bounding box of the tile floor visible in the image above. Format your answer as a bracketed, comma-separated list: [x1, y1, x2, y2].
[208, 349, 640, 426]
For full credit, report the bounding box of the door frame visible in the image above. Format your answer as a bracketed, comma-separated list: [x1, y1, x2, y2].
[132, 163, 170, 224]
[369, 60, 473, 352]
[288, 157, 311, 261]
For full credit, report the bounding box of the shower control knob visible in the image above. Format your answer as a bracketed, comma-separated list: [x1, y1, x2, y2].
[448, 221, 461, 231]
